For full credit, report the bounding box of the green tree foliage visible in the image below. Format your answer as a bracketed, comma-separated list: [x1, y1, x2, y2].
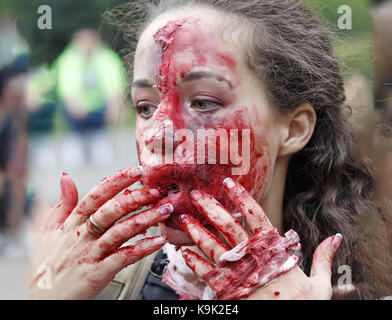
[0, 0, 131, 66]
[304, 0, 375, 80]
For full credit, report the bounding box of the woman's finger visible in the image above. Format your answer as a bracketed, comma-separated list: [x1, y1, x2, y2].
[310, 233, 343, 291]
[182, 248, 215, 278]
[57, 173, 79, 224]
[179, 214, 229, 263]
[91, 187, 164, 231]
[68, 166, 149, 225]
[190, 190, 249, 247]
[100, 236, 167, 276]
[47, 173, 79, 230]
[223, 177, 273, 234]
[91, 204, 173, 258]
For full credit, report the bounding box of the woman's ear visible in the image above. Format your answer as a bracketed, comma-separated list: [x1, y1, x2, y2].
[278, 103, 316, 157]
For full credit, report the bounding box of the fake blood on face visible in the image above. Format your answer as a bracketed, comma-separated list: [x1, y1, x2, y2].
[138, 19, 271, 245]
[153, 18, 188, 130]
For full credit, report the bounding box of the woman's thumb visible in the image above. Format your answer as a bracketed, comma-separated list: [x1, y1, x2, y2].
[310, 234, 343, 286]
[58, 172, 79, 222]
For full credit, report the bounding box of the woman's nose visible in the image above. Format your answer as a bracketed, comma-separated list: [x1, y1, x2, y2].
[144, 118, 178, 157]
[144, 118, 172, 145]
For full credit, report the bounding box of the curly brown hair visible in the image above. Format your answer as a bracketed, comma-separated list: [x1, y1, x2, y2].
[104, 0, 392, 299]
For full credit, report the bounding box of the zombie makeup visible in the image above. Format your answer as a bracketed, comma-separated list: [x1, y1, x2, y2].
[133, 17, 272, 245]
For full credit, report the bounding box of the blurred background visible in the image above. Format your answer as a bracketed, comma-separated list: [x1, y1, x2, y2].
[0, 0, 390, 299]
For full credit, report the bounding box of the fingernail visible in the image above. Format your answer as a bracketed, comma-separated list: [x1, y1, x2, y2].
[190, 190, 202, 200]
[128, 166, 144, 178]
[223, 177, 235, 189]
[153, 236, 167, 246]
[158, 203, 174, 215]
[232, 212, 243, 219]
[182, 249, 190, 259]
[332, 233, 343, 251]
[149, 188, 161, 197]
[178, 214, 189, 223]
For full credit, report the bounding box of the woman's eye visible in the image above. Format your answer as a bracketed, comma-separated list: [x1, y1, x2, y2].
[191, 100, 220, 113]
[136, 104, 157, 119]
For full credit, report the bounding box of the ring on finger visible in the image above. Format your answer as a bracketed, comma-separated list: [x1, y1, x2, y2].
[85, 214, 105, 238]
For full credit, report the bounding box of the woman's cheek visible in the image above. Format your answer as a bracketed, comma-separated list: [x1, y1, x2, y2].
[240, 126, 272, 201]
[211, 108, 271, 195]
[135, 123, 143, 159]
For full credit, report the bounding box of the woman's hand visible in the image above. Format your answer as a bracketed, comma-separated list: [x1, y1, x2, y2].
[178, 178, 343, 300]
[28, 166, 172, 300]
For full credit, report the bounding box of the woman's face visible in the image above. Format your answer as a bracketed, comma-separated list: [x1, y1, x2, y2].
[132, 9, 282, 244]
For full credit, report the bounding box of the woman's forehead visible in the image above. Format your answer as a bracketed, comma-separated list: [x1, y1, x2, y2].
[141, 7, 224, 42]
[134, 10, 243, 81]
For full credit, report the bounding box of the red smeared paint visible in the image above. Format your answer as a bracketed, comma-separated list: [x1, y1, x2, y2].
[215, 52, 236, 69]
[223, 179, 272, 235]
[89, 193, 100, 201]
[142, 108, 270, 245]
[178, 214, 229, 261]
[182, 248, 215, 272]
[153, 18, 188, 130]
[139, 19, 271, 245]
[97, 209, 170, 256]
[153, 19, 188, 55]
[75, 167, 147, 216]
[253, 227, 263, 234]
[201, 229, 300, 300]
[190, 191, 249, 247]
[117, 188, 161, 214]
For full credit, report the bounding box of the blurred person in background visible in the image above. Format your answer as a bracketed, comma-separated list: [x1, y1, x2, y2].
[26, 63, 56, 136]
[0, 16, 30, 255]
[25, 63, 57, 173]
[53, 28, 127, 169]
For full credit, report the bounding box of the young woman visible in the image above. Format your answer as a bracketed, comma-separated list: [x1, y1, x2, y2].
[28, 0, 392, 299]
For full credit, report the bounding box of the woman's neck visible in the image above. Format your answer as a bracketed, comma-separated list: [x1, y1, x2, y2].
[258, 156, 288, 235]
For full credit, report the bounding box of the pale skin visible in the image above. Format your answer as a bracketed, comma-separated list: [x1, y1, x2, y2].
[133, 8, 342, 299]
[28, 7, 342, 300]
[28, 168, 171, 299]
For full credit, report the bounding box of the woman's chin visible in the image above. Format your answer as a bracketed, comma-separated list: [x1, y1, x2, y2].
[159, 222, 194, 246]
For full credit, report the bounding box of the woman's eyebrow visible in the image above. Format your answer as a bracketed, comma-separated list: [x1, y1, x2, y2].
[132, 71, 233, 89]
[132, 79, 154, 88]
[182, 71, 233, 89]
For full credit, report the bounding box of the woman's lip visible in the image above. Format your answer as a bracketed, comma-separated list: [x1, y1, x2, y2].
[141, 164, 234, 243]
